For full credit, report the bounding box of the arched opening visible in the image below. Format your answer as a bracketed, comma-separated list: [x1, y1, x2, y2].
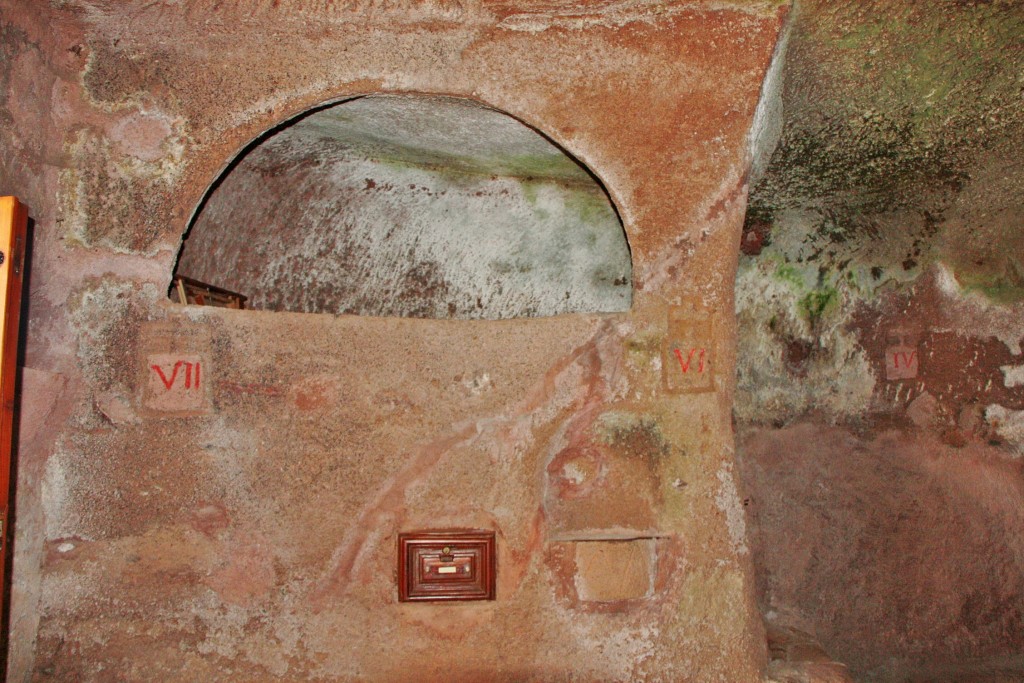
[172, 94, 631, 319]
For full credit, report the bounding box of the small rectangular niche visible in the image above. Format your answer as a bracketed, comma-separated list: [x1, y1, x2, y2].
[573, 538, 656, 602]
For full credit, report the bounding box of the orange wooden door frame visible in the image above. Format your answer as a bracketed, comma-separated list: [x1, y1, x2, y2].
[0, 197, 27, 676]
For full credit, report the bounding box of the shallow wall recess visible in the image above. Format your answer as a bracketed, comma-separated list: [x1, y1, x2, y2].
[175, 95, 632, 319]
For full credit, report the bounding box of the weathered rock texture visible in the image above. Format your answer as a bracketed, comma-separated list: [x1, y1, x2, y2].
[177, 95, 633, 319]
[736, 1, 1024, 681]
[0, 1, 788, 681]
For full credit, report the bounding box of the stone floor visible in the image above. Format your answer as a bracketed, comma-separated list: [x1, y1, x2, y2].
[738, 420, 1024, 683]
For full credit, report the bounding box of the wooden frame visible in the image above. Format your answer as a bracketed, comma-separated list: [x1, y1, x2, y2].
[0, 197, 27, 666]
[170, 275, 246, 309]
[397, 530, 496, 602]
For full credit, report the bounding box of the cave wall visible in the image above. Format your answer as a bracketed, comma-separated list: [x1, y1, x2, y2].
[736, 1, 1024, 679]
[0, 1, 789, 680]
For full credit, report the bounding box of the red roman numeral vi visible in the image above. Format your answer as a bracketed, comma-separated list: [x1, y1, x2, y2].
[673, 347, 706, 374]
[151, 361, 201, 390]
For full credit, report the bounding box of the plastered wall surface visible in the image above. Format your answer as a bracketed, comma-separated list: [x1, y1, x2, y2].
[0, 1, 788, 680]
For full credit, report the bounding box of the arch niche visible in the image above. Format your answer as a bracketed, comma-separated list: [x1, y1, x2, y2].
[172, 94, 632, 319]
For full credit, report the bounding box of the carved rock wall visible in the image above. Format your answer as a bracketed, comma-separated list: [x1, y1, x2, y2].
[0, 1, 788, 680]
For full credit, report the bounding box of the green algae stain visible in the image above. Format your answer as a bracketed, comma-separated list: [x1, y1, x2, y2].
[565, 188, 618, 226]
[798, 286, 838, 325]
[595, 412, 670, 466]
[355, 144, 591, 185]
[625, 331, 662, 365]
[956, 258, 1024, 305]
[769, 259, 839, 326]
[775, 262, 806, 289]
[748, 1, 1024, 285]
[492, 152, 591, 183]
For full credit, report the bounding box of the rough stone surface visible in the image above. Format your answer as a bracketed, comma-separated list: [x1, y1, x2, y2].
[732, 2, 1024, 680]
[746, 0, 1024, 307]
[177, 95, 633, 319]
[0, 1, 787, 681]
